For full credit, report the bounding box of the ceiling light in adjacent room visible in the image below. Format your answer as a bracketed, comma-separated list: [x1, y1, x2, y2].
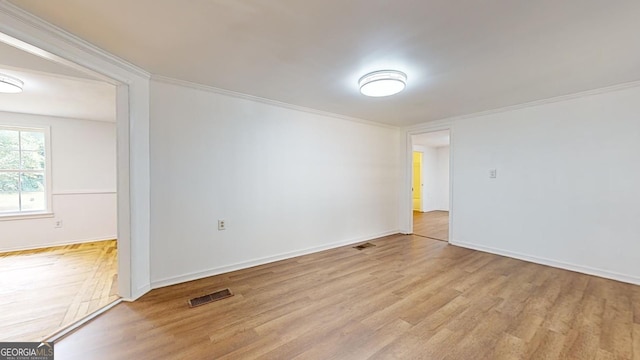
[359, 70, 407, 97]
[0, 74, 24, 94]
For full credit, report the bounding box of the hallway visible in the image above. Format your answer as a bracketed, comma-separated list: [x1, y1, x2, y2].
[413, 211, 449, 241]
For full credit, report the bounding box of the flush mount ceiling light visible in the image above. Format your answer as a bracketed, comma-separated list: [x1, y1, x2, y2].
[0, 74, 24, 94]
[359, 70, 407, 97]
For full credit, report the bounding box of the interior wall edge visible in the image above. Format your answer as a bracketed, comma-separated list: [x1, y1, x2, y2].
[1, 1, 152, 301]
[128, 284, 151, 302]
[0, 1, 150, 80]
[405, 79, 640, 131]
[0, 236, 116, 253]
[450, 239, 640, 286]
[150, 229, 401, 290]
[150, 75, 395, 130]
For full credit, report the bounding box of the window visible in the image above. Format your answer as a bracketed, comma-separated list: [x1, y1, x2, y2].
[0, 126, 51, 216]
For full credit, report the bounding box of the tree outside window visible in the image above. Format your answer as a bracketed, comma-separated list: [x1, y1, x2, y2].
[0, 127, 48, 214]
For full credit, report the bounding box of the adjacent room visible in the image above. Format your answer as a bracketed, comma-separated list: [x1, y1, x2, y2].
[1, 1, 639, 359]
[411, 130, 450, 241]
[0, 42, 119, 341]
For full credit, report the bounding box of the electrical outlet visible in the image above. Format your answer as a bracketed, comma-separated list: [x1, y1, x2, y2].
[54, 220, 63, 228]
[218, 220, 226, 231]
[489, 169, 497, 179]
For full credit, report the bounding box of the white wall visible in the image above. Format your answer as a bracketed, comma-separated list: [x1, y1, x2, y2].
[150, 79, 401, 287]
[412, 144, 449, 212]
[450, 84, 640, 284]
[0, 111, 117, 251]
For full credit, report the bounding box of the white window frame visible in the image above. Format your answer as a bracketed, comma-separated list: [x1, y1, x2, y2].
[0, 125, 53, 220]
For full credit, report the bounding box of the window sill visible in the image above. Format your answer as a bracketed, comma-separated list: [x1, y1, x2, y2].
[0, 212, 54, 221]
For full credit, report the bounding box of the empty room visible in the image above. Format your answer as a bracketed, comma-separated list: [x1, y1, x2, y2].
[0, 1, 639, 359]
[0, 42, 119, 342]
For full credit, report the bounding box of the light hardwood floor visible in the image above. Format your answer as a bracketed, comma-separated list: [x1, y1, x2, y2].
[0, 240, 119, 341]
[414, 210, 449, 241]
[55, 234, 640, 359]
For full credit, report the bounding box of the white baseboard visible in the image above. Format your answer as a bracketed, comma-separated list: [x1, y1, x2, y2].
[123, 284, 151, 302]
[450, 239, 640, 286]
[151, 230, 400, 289]
[0, 236, 117, 253]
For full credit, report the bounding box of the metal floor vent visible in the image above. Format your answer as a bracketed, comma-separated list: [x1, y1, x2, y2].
[188, 288, 233, 308]
[353, 243, 376, 250]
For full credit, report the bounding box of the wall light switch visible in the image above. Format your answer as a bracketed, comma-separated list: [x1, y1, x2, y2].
[489, 169, 497, 179]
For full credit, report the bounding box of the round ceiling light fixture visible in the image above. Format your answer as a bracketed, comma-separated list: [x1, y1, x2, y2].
[0, 73, 24, 94]
[359, 70, 407, 97]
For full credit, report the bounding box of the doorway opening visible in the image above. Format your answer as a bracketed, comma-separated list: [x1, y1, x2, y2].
[411, 130, 450, 241]
[0, 38, 119, 341]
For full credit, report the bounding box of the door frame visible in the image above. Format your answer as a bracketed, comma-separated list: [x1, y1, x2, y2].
[411, 150, 423, 212]
[402, 124, 454, 242]
[0, 3, 151, 300]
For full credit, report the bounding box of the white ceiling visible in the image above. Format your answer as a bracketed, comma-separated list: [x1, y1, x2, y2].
[413, 130, 450, 148]
[8, 0, 640, 126]
[0, 42, 115, 122]
[0, 40, 97, 80]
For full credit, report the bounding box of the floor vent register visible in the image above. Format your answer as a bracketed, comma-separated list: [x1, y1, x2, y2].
[188, 288, 234, 308]
[353, 243, 376, 250]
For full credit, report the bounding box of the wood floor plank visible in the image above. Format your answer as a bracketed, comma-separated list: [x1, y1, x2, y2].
[491, 332, 528, 360]
[633, 323, 640, 359]
[443, 309, 512, 360]
[51, 234, 640, 359]
[413, 210, 449, 241]
[633, 290, 640, 325]
[369, 333, 425, 360]
[0, 240, 119, 341]
[595, 349, 616, 360]
[600, 293, 634, 359]
[562, 323, 601, 360]
[331, 318, 413, 360]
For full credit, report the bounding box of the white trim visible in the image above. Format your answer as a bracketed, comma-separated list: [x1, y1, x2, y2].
[0, 124, 52, 215]
[410, 149, 424, 212]
[52, 190, 116, 195]
[151, 230, 400, 289]
[0, 211, 53, 221]
[0, 2, 149, 80]
[151, 75, 396, 130]
[0, 109, 116, 124]
[405, 118, 454, 133]
[0, 236, 117, 253]
[0, 61, 111, 85]
[407, 80, 640, 130]
[43, 298, 122, 343]
[129, 283, 151, 302]
[402, 124, 454, 236]
[0, 4, 152, 300]
[41, 125, 53, 213]
[114, 83, 132, 300]
[450, 239, 640, 286]
[0, 123, 48, 132]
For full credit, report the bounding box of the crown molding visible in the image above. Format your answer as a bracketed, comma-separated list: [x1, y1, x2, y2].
[151, 75, 397, 130]
[0, 1, 150, 80]
[0, 109, 116, 123]
[407, 79, 640, 131]
[404, 118, 453, 133]
[1, 0, 152, 301]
